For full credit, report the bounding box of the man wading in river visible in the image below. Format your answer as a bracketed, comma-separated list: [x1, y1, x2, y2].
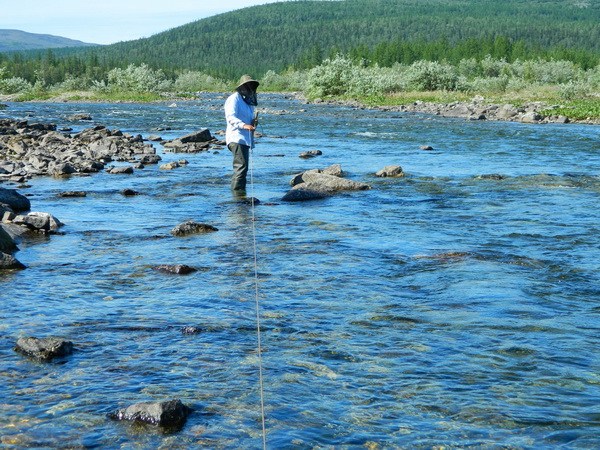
[224, 75, 259, 196]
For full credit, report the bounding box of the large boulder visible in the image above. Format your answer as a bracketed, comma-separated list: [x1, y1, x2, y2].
[11, 212, 63, 234]
[300, 171, 371, 192]
[0, 188, 30, 212]
[108, 399, 190, 428]
[284, 164, 369, 201]
[14, 337, 73, 360]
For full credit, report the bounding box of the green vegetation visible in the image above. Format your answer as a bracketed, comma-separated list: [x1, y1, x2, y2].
[0, 0, 599, 120]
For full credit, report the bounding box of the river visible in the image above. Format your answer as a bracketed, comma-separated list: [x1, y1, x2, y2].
[1, 94, 599, 448]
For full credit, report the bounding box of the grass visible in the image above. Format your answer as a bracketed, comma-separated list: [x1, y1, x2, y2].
[541, 99, 600, 121]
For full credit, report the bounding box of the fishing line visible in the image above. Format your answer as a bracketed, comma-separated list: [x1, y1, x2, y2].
[249, 115, 267, 450]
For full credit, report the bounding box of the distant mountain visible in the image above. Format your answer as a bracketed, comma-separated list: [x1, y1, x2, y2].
[0, 29, 98, 52]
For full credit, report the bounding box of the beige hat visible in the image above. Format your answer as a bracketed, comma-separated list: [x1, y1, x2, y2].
[236, 74, 259, 91]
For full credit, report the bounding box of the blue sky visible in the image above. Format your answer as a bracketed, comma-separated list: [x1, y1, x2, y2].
[0, 0, 283, 45]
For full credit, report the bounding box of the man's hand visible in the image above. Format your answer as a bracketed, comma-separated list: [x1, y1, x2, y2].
[243, 124, 256, 131]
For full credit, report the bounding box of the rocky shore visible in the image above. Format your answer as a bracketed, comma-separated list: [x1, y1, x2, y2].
[310, 96, 600, 125]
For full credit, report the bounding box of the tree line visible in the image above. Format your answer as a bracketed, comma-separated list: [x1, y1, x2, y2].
[1, 0, 599, 85]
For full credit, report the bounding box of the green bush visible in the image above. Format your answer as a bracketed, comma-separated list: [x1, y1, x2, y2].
[173, 71, 227, 92]
[0, 77, 32, 94]
[404, 61, 459, 91]
[106, 64, 172, 93]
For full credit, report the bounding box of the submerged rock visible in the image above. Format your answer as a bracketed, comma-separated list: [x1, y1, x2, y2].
[14, 336, 73, 361]
[58, 191, 87, 198]
[121, 189, 140, 196]
[171, 220, 218, 236]
[152, 264, 197, 275]
[108, 399, 190, 428]
[181, 326, 203, 335]
[282, 187, 331, 202]
[299, 150, 323, 159]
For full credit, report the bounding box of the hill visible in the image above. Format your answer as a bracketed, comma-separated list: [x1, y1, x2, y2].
[0, 29, 97, 52]
[81, 0, 600, 77]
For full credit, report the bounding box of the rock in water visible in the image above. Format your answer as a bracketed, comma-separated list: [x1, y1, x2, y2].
[14, 337, 73, 361]
[281, 188, 331, 202]
[0, 226, 17, 253]
[171, 221, 218, 236]
[108, 399, 190, 428]
[0, 252, 25, 270]
[375, 165, 405, 178]
[0, 188, 31, 212]
[152, 264, 197, 275]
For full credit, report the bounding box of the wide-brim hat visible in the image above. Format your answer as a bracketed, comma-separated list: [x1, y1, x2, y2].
[236, 74, 259, 91]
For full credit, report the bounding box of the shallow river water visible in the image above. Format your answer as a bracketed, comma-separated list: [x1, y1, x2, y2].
[1, 94, 599, 448]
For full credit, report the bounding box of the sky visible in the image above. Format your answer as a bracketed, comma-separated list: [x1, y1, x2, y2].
[0, 0, 283, 45]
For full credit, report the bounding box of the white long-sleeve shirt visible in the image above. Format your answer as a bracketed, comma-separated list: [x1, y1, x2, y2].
[224, 92, 255, 148]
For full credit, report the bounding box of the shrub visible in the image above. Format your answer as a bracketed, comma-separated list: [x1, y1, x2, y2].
[0, 77, 32, 94]
[106, 64, 172, 93]
[51, 75, 91, 92]
[404, 61, 459, 91]
[173, 71, 227, 92]
[307, 55, 358, 97]
[261, 69, 308, 92]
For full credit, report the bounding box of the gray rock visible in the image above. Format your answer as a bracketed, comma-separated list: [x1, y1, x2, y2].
[179, 129, 212, 143]
[108, 166, 134, 175]
[14, 337, 73, 360]
[375, 165, 404, 178]
[139, 154, 162, 165]
[160, 161, 181, 170]
[12, 212, 63, 234]
[520, 111, 543, 123]
[300, 172, 371, 192]
[0, 188, 30, 212]
[171, 220, 218, 236]
[108, 399, 190, 428]
[290, 164, 344, 187]
[495, 104, 519, 120]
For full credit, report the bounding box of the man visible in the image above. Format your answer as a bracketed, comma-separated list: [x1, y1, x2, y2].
[224, 75, 259, 195]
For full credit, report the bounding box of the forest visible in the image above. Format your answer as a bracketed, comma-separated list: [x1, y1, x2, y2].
[1, 0, 599, 83]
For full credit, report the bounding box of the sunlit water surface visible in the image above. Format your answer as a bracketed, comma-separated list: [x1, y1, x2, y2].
[1, 95, 599, 448]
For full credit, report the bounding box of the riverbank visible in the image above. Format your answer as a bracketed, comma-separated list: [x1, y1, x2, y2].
[308, 93, 600, 125]
[3, 89, 599, 125]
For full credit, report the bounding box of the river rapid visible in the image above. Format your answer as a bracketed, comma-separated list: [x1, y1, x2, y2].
[1, 94, 599, 448]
